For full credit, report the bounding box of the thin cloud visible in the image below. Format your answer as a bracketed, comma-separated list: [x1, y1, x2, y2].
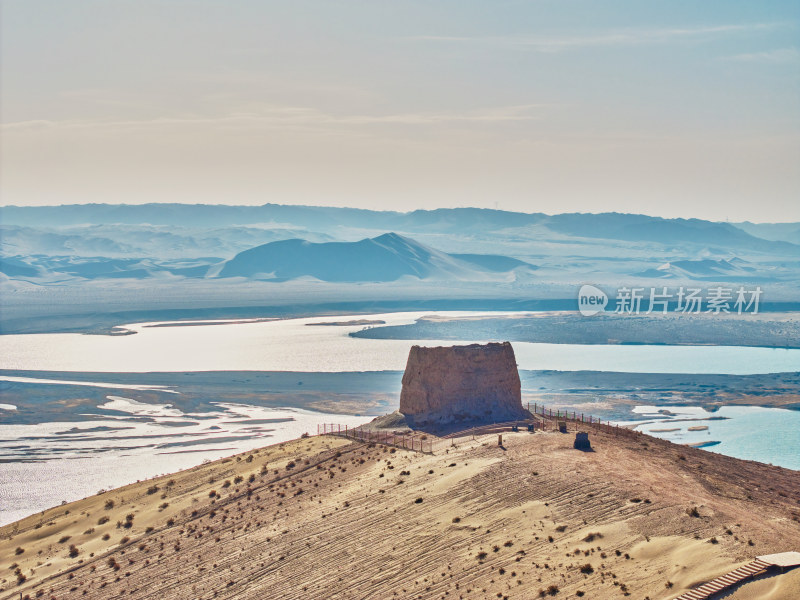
[724, 47, 800, 63]
[412, 23, 782, 52]
[1, 104, 547, 132]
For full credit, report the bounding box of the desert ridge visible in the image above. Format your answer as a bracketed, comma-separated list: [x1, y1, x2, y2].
[1, 424, 799, 600]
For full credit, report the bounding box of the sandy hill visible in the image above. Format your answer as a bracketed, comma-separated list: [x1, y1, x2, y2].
[2, 426, 799, 600]
[216, 233, 535, 281]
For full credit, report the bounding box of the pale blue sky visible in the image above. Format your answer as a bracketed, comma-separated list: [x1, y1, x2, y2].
[2, 1, 798, 221]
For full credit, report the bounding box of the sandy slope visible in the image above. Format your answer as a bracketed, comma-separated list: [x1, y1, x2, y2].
[1, 427, 799, 600]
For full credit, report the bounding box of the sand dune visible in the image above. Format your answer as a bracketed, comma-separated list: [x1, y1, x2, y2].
[1, 426, 798, 599]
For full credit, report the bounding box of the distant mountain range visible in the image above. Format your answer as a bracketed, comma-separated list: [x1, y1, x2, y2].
[3, 203, 799, 252]
[2, 203, 799, 284]
[634, 258, 764, 281]
[733, 222, 800, 245]
[0, 223, 333, 259]
[217, 233, 536, 282]
[0, 232, 537, 283]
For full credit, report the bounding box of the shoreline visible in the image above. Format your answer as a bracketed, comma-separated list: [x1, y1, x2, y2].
[1, 368, 799, 426]
[350, 310, 800, 349]
[3, 303, 800, 344]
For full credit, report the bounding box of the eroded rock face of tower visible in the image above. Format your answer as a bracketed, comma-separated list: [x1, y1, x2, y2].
[399, 342, 526, 426]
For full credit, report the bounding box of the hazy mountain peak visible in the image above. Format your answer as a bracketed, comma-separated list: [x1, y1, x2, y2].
[216, 233, 533, 282]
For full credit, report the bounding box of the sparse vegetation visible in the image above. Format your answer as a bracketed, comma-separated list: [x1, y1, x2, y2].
[3, 410, 797, 600]
[539, 584, 560, 596]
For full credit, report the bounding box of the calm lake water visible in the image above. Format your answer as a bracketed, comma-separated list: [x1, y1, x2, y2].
[1, 311, 798, 374]
[630, 405, 800, 470]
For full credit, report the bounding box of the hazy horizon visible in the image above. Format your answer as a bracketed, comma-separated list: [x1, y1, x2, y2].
[1, 200, 798, 225]
[2, 1, 799, 222]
